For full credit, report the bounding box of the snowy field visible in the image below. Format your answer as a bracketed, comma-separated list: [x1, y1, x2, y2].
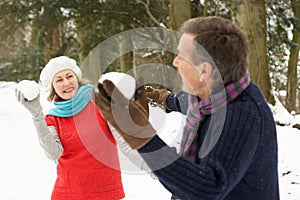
[0, 81, 300, 200]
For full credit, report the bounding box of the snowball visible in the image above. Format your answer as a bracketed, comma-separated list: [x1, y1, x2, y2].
[98, 72, 136, 100]
[16, 80, 40, 101]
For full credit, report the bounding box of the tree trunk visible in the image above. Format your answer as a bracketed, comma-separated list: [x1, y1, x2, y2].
[120, 24, 133, 73]
[170, 0, 191, 30]
[286, 0, 300, 112]
[234, 0, 275, 105]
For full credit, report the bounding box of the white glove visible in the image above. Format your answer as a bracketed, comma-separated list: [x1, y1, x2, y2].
[15, 87, 42, 119]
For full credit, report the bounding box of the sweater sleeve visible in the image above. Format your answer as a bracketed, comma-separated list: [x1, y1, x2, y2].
[166, 90, 189, 115]
[34, 115, 63, 160]
[138, 96, 264, 199]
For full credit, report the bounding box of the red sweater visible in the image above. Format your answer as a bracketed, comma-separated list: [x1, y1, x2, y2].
[45, 101, 124, 200]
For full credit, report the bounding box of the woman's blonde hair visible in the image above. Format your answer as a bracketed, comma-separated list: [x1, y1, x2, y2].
[47, 79, 90, 102]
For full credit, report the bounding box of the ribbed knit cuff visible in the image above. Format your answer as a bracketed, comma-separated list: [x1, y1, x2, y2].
[138, 135, 181, 171]
[138, 135, 167, 153]
[165, 94, 176, 111]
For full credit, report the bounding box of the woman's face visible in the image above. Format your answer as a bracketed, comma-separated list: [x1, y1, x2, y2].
[52, 70, 79, 100]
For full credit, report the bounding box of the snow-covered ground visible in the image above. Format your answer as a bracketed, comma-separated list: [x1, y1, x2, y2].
[0, 81, 300, 199]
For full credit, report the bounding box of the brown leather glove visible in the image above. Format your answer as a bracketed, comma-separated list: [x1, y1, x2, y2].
[93, 79, 156, 150]
[134, 77, 149, 118]
[145, 86, 172, 110]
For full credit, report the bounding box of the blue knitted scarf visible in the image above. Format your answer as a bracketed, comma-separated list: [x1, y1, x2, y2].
[180, 72, 251, 161]
[47, 84, 94, 117]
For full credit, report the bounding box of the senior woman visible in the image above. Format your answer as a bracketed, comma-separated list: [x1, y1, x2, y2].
[16, 56, 125, 200]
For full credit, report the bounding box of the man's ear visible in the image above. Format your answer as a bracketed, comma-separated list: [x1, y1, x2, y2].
[199, 62, 213, 82]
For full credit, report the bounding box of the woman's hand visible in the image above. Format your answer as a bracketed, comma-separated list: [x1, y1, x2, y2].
[15, 89, 43, 119]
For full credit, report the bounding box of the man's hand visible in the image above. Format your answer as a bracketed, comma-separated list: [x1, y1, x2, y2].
[93, 79, 156, 150]
[145, 86, 171, 110]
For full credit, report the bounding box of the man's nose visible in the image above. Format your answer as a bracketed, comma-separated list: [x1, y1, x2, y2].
[173, 56, 179, 67]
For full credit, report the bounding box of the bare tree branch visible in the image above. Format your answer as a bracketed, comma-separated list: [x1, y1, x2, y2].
[135, 0, 161, 27]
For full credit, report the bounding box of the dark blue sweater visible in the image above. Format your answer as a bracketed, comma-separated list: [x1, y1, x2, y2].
[138, 83, 279, 200]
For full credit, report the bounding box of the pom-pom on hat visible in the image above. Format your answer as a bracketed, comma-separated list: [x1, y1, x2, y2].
[40, 56, 82, 91]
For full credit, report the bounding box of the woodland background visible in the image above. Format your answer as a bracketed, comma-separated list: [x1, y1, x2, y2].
[0, 0, 299, 113]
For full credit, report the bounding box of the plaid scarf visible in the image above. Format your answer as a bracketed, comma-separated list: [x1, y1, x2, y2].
[179, 72, 251, 161]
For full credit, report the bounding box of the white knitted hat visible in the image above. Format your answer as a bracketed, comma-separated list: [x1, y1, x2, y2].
[40, 56, 82, 91]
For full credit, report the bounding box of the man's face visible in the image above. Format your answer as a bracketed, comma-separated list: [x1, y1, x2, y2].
[173, 33, 202, 96]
